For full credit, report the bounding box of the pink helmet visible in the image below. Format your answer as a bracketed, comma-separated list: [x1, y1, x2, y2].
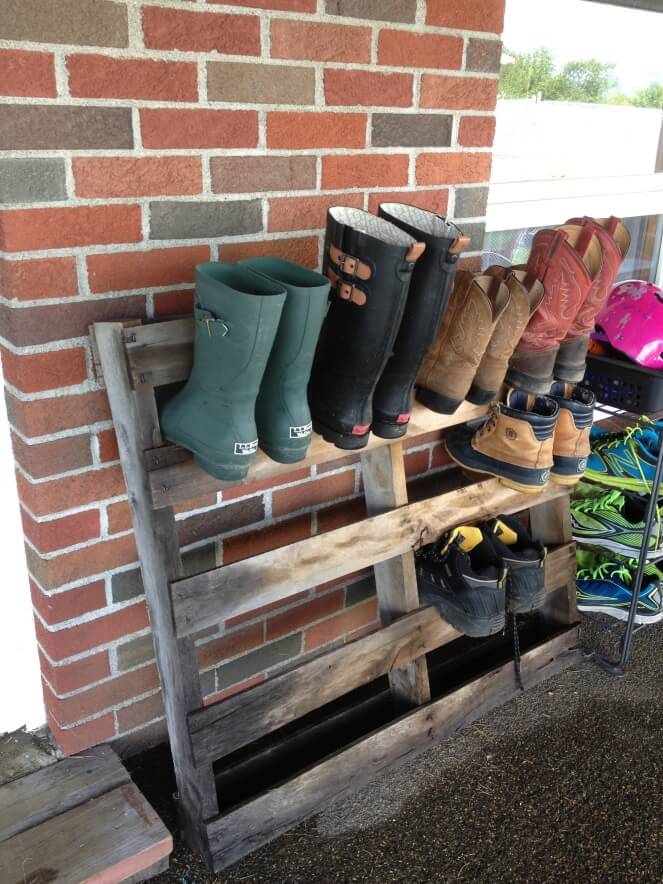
[593, 280, 663, 370]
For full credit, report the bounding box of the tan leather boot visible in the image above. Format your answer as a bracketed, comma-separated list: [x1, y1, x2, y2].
[548, 382, 595, 485]
[467, 267, 544, 405]
[416, 271, 510, 414]
[445, 389, 559, 493]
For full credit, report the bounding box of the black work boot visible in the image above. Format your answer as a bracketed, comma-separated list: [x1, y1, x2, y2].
[415, 526, 506, 637]
[370, 204, 468, 438]
[485, 515, 547, 614]
[308, 207, 425, 450]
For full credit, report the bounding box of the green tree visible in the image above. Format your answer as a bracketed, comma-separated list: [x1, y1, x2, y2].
[500, 48, 617, 104]
[631, 82, 663, 109]
[499, 47, 556, 99]
[547, 59, 617, 103]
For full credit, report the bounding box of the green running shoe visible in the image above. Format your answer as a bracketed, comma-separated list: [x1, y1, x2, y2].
[576, 551, 663, 625]
[571, 482, 663, 559]
[585, 424, 663, 495]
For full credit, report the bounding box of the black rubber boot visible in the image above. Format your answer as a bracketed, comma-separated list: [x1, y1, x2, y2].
[308, 207, 425, 450]
[371, 204, 468, 438]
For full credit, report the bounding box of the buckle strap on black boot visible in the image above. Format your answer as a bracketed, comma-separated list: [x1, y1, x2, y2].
[372, 204, 469, 438]
[308, 207, 426, 450]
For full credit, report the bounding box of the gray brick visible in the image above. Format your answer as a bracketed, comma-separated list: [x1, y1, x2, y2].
[326, 0, 416, 23]
[466, 38, 502, 74]
[117, 633, 154, 672]
[215, 633, 302, 691]
[372, 114, 452, 148]
[0, 105, 133, 151]
[0, 0, 128, 46]
[459, 221, 486, 251]
[111, 567, 143, 604]
[0, 159, 66, 205]
[182, 543, 217, 577]
[149, 200, 262, 241]
[211, 155, 316, 195]
[454, 186, 489, 219]
[346, 575, 376, 607]
[200, 669, 216, 698]
[208, 62, 315, 105]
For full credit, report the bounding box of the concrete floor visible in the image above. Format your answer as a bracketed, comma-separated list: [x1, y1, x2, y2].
[132, 615, 663, 884]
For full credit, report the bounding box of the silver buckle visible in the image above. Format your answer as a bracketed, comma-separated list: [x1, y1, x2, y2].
[204, 318, 230, 337]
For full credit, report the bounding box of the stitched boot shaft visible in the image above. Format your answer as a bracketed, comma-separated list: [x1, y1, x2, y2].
[506, 226, 602, 394]
[485, 515, 547, 614]
[370, 203, 468, 438]
[554, 216, 630, 382]
[416, 271, 510, 414]
[445, 389, 559, 493]
[548, 381, 595, 485]
[160, 263, 286, 480]
[239, 258, 329, 464]
[467, 266, 544, 405]
[309, 207, 425, 450]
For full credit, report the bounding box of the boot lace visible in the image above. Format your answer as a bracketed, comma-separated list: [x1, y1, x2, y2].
[476, 403, 500, 439]
[577, 560, 632, 584]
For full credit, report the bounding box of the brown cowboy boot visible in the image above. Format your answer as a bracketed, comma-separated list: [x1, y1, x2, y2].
[554, 217, 630, 382]
[505, 225, 602, 394]
[467, 266, 544, 405]
[548, 382, 595, 485]
[416, 271, 510, 414]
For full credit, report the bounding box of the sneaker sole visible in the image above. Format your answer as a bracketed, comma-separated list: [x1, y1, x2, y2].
[583, 469, 651, 494]
[571, 535, 663, 560]
[577, 603, 663, 625]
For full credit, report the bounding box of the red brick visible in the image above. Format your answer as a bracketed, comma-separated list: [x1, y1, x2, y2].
[107, 500, 131, 535]
[266, 590, 344, 641]
[459, 255, 482, 272]
[68, 54, 197, 101]
[36, 602, 148, 661]
[116, 691, 164, 733]
[272, 471, 356, 517]
[27, 534, 138, 589]
[459, 115, 496, 147]
[0, 50, 56, 98]
[366, 189, 449, 216]
[44, 664, 159, 725]
[142, 6, 260, 55]
[31, 579, 106, 626]
[223, 513, 311, 565]
[141, 108, 258, 150]
[0, 205, 141, 253]
[47, 709, 115, 755]
[431, 442, 453, 469]
[17, 465, 125, 517]
[378, 30, 463, 70]
[74, 157, 203, 199]
[153, 289, 194, 318]
[39, 649, 110, 694]
[197, 622, 264, 669]
[204, 674, 266, 706]
[420, 75, 498, 111]
[87, 245, 210, 293]
[404, 449, 430, 477]
[271, 20, 371, 63]
[416, 152, 492, 185]
[23, 508, 100, 554]
[268, 192, 363, 233]
[173, 495, 218, 516]
[1, 347, 87, 394]
[97, 429, 119, 463]
[219, 237, 318, 268]
[7, 390, 111, 439]
[304, 597, 378, 651]
[325, 70, 413, 107]
[11, 431, 92, 480]
[211, 0, 315, 9]
[222, 468, 310, 501]
[322, 154, 409, 190]
[316, 452, 360, 474]
[0, 257, 78, 301]
[267, 112, 366, 150]
[316, 497, 367, 533]
[426, 0, 505, 33]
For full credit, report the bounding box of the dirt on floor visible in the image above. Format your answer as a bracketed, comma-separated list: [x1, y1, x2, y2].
[126, 615, 663, 884]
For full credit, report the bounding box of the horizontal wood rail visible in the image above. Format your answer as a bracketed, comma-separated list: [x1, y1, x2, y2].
[171, 478, 571, 638]
[204, 625, 582, 871]
[189, 542, 574, 766]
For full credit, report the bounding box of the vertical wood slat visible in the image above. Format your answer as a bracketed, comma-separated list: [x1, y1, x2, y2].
[360, 442, 431, 709]
[94, 323, 218, 857]
[529, 494, 577, 625]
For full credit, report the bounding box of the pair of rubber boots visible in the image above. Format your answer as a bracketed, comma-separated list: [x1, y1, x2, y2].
[160, 259, 329, 480]
[416, 266, 544, 413]
[507, 216, 631, 394]
[416, 517, 546, 638]
[445, 382, 596, 493]
[309, 205, 468, 450]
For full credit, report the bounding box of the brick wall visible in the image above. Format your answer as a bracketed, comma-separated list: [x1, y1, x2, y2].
[0, 0, 504, 755]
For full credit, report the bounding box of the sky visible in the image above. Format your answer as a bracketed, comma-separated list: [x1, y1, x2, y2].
[503, 0, 663, 94]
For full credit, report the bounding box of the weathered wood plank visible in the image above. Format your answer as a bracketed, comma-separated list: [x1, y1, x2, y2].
[0, 745, 128, 844]
[172, 479, 571, 637]
[361, 442, 430, 708]
[0, 783, 172, 884]
[205, 626, 582, 870]
[149, 398, 489, 508]
[530, 495, 577, 625]
[191, 607, 457, 764]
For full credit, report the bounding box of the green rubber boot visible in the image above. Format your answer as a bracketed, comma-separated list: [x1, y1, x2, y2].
[160, 263, 286, 480]
[239, 257, 330, 463]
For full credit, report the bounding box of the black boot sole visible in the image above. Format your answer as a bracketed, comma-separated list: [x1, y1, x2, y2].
[503, 366, 553, 394]
[416, 385, 462, 414]
[419, 584, 505, 638]
[312, 418, 370, 451]
[466, 383, 498, 405]
[371, 418, 408, 439]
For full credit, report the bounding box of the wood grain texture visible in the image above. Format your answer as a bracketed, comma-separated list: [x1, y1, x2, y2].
[530, 495, 577, 625]
[172, 479, 571, 637]
[205, 626, 582, 871]
[0, 783, 172, 884]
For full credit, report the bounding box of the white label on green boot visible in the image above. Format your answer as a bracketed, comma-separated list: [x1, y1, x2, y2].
[289, 422, 312, 439]
[234, 440, 259, 455]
